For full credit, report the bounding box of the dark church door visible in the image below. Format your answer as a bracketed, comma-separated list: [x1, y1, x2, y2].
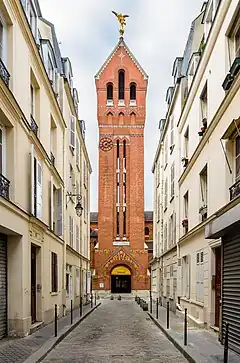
[111, 275, 131, 293]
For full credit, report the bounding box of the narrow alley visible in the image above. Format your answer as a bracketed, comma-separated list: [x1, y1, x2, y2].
[42, 300, 187, 363]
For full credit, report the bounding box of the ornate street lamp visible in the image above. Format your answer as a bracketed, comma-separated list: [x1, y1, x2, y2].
[66, 192, 83, 217]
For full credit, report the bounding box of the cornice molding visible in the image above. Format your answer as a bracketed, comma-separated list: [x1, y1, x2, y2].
[99, 124, 144, 128]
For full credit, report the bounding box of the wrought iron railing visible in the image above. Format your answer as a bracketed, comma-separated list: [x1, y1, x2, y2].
[0, 173, 10, 199]
[31, 115, 38, 136]
[0, 58, 10, 87]
[230, 179, 240, 200]
[50, 151, 55, 166]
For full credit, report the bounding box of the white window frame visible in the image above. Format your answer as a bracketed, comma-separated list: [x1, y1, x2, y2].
[200, 165, 208, 208]
[196, 250, 204, 302]
[70, 116, 76, 149]
[0, 13, 7, 64]
[235, 135, 240, 182]
[76, 137, 80, 168]
[184, 126, 189, 158]
[36, 160, 43, 219]
[183, 255, 190, 299]
[200, 82, 208, 122]
[164, 135, 168, 167]
[170, 115, 174, 148]
[47, 53, 54, 82]
[69, 216, 74, 247]
[76, 224, 80, 252]
[170, 162, 175, 199]
[0, 124, 6, 175]
[76, 267, 80, 296]
[183, 191, 189, 218]
[164, 178, 168, 210]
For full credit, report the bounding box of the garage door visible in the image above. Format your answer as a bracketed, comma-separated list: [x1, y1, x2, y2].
[0, 236, 7, 339]
[222, 233, 240, 355]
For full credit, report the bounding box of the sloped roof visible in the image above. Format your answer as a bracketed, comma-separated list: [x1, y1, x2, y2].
[95, 38, 148, 80]
[144, 211, 153, 221]
[90, 212, 98, 223]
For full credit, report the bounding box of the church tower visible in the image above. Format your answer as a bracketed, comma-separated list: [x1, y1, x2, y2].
[93, 27, 149, 294]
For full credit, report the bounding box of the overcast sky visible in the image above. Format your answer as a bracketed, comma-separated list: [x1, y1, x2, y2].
[39, 0, 203, 212]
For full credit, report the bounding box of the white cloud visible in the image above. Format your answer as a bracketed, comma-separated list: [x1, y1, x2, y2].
[39, 0, 203, 212]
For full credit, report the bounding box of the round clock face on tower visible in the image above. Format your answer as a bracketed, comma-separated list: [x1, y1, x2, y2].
[99, 137, 113, 152]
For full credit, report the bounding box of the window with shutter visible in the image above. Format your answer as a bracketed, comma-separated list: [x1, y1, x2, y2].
[51, 252, 58, 292]
[36, 161, 43, 219]
[70, 116, 75, 149]
[157, 162, 160, 187]
[50, 177, 54, 231]
[164, 178, 168, 210]
[235, 136, 240, 181]
[76, 224, 80, 252]
[170, 162, 175, 199]
[170, 115, 174, 148]
[157, 195, 160, 221]
[164, 136, 168, 166]
[69, 217, 74, 247]
[177, 258, 182, 297]
[56, 188, 63, 236]
[76, 268, 80, 296]
[76, 138, 80, 168]
[164, 223, 167, 251]
[196, 249, 204, 302]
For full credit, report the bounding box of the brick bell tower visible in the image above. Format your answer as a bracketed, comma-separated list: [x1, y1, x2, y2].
[93, 31, 149, 295]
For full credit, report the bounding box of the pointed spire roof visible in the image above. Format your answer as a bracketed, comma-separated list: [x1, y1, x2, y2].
[95, 37, 148, 80]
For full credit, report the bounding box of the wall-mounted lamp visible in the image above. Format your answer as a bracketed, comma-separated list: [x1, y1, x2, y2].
[66, 192, 83, 217]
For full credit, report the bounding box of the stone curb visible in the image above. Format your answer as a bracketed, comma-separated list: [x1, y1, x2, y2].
[147, 312, 196, 363]
[24, 302, 101, 363]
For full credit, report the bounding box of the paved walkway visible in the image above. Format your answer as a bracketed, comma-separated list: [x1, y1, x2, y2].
[0, 304, 92, 363]
[149, 300, 240, 363]
[42, 299, 187, 363]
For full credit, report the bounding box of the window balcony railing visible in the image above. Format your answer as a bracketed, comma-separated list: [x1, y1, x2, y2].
[222, 57, 240, 91]
[230, 179, 240, 201]
[31, 115, 38, 136]
[0, 173, 10, 199]
[0, 58, 10, 87]
[50, 151, 55, 166]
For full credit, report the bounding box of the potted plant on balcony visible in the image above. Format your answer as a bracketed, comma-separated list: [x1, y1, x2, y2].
[182, 218, 188, 228]
[202, 118, 207, 129]
[181, 157, 188, 168]
[199, 204, 207, 216]
[198, 126, 206, 137]
[222, 73, 234, 91]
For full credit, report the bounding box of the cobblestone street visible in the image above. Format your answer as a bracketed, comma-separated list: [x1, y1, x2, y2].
[43, 300, 187, 363]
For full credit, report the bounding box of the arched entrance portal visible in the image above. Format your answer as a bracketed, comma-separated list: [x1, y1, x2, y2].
[111, 265, 131, 293]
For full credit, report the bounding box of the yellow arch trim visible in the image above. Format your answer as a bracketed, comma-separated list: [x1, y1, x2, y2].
[111, 265, 131, 275]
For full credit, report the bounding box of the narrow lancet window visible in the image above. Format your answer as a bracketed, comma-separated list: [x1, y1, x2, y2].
[118, 70, 125, 100]
[107, 83, 113, 100]
[130, 83, 136, 100]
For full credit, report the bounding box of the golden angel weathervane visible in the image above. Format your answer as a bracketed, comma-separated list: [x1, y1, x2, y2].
[112, 11, 129, 37]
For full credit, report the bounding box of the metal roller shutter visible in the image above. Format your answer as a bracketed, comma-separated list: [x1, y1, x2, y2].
[0, 237, 7, 339]
[222, 233, 240, 355]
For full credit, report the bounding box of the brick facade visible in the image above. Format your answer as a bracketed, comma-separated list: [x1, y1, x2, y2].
[92, 38, 150, 293]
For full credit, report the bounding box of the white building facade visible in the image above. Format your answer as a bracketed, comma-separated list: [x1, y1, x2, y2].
[152, 0, 240, 354]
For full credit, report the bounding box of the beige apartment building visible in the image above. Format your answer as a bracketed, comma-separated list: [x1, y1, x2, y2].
[0, 0, 91, 340]
[152, 0, 240, 354]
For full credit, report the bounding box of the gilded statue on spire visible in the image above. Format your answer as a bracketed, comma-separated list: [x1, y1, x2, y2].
[112, 11, 129, 37]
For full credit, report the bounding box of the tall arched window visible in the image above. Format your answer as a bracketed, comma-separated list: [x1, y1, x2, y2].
[145, 227, 149, 236]
[118, 70, 125, 100]
[107, 83, 113, 100]
[130, 83, 136, 100]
